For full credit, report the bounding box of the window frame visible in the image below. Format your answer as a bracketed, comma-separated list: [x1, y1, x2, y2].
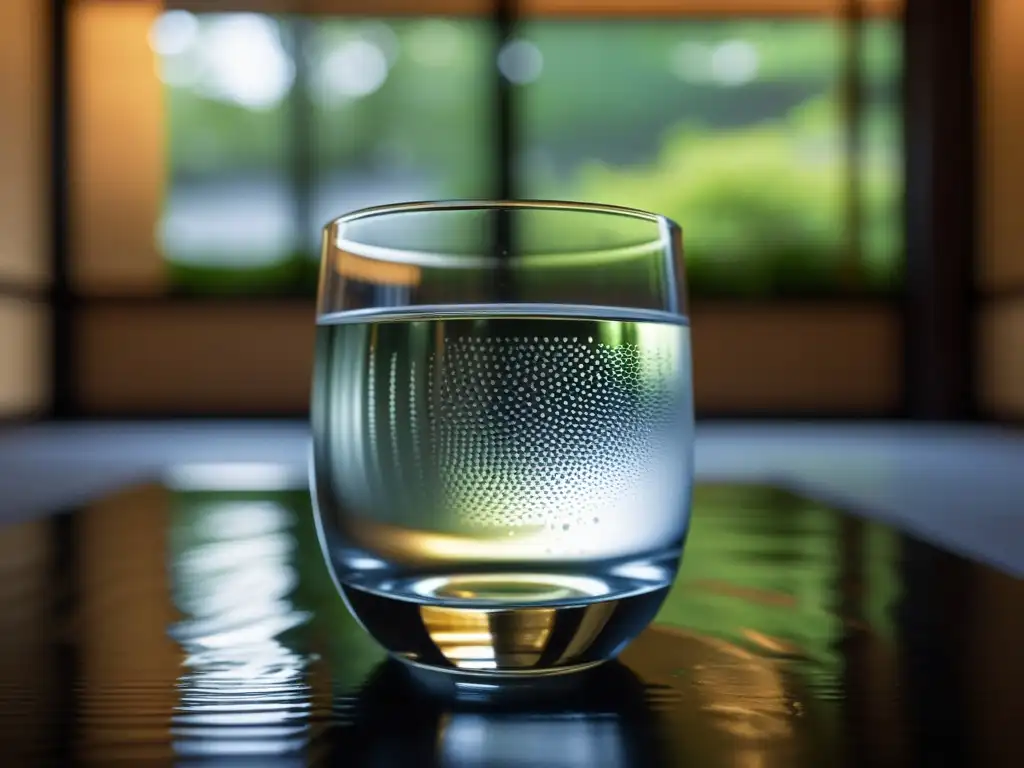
[76, 0, 900, 299]
[55, 0, 978, 421]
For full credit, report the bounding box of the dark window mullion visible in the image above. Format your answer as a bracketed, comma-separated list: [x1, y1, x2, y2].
[495, 0, 518, 202]
[493, 0, 519, 302]
[841, 0, 865, 291]
[288, 16, 316, 274]
[902, 0, 976, 419]
[50, 0, 73, 418]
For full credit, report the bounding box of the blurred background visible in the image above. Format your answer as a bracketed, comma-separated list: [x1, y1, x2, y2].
[1, 5, 1023, 764]
[0, 0, 1017, 423]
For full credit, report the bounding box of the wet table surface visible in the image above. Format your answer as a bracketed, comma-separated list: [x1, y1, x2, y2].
[0, 468, 1021, 766]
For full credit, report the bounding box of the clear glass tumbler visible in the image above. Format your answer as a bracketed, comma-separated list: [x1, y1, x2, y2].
[311, 201, 693, 680]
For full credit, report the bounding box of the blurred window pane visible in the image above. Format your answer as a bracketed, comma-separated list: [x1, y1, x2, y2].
[157, 13, 297, 292]
[309, 19, 494, 246]
[100, 8, 901, 298]
[517, 20, 902, 297]
[156, 12, 492, 294]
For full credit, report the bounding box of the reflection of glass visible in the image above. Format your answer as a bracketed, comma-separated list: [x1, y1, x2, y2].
[312, 201, 694, 679]
[327, 660, 663, 767]
[325, 625, 835, 766]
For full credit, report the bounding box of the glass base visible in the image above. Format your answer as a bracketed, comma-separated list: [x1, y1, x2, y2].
[339, 575, 670, 678]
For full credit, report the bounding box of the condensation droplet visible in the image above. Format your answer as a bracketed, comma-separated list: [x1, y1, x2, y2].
[416, 324, 686, 541]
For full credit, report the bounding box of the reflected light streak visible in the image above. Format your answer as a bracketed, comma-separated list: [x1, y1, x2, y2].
[741, 628, 803, 657]
[336, 250, 422, 286]
[439, 646, 497, 662]
[454, 659, 499, 670]
[169, 500, 313, 758]
[197, 502, 293, 538]
[174, 711, 310, 726]
[341, 554, 389, 570]
[179, 612, 310, 651]
[166, 464, 306, 492]
[610, 561, 669, 583]
[412, 572, 610, 601]
[177, 538, 296, 573]
[428, 632, 497, 644]
[683, 632, 794, 742]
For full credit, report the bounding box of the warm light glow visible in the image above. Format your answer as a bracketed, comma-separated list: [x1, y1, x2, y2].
[341, 510, 677, 565]
[336, 250, 422, 286]
[436, 645, 497, 661]
[428, 631, 496, 644]
[741, 628, 802, 656]
[420, 602, 556, 669]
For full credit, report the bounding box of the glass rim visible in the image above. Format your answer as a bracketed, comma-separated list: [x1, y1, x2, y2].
[328, 198, 681, 233]
[325, 199, 681, 269]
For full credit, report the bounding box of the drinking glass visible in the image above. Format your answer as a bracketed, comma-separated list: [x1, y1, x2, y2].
[311, 201, 693, 680]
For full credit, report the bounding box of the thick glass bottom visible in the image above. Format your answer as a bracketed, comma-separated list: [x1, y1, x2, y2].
[340, 572, 670, 678]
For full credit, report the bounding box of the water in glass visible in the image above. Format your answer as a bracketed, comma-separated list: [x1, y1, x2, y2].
[312, 303, 692, 676]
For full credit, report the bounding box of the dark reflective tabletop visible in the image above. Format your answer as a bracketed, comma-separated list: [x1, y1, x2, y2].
[1, 471, 1021, 766]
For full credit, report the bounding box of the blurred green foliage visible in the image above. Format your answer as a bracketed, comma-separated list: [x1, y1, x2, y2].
[165, 19, 493, 182]
[545, 101, 901, 297]
[168, 251, 318, 296]
[163, 16, 901, 298]
[659, 485, 843, 665]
